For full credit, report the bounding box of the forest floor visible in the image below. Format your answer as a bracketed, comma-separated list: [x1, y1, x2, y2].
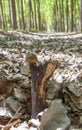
[0, 31, 82, 130]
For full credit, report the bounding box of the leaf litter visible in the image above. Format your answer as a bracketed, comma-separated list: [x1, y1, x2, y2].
[0, 47, 82, 130]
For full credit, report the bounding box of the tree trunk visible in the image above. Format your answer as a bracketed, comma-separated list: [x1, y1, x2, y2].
[8, 0, 12, 28]
[29, 0, 32, 31]
[70, 0, 74, 31]
[26, 54, 58, 118]
[37, 0, 41, 31]
[21, 0, 25, 30]
[0, 0, 5, 29]
[80, 0, 82, 31]
[62, 0, 65, 31]
[66, 0, 68, 32]
[59, 0, 62, 32]
[33, 0, 37, 31]
[55, 0, 58, 31]
[10, 0, 17, 29]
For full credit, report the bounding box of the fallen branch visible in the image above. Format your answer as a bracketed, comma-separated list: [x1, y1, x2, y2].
[0, 119, 21, 130]
[7, 106, 22, 124]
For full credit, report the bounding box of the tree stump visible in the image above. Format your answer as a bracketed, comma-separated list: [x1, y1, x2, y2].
[26, 54, 58, 118]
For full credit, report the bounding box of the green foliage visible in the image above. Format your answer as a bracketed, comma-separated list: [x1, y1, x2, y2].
[41, 0, 55, 31]
[0, 0, 81, 32]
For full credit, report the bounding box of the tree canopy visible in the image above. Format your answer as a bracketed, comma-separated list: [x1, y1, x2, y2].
[0, 0, 82, 32]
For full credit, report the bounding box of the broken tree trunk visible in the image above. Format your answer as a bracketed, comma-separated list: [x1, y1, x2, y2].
[26, 54, 58, 118]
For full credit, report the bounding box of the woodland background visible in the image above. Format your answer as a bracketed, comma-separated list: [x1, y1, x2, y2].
[0, 0, 82, 32]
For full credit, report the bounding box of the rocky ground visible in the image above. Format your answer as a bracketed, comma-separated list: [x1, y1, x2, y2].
[0, 31, 82, 130]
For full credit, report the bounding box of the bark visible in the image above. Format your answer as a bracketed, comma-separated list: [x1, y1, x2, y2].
[37, 0, 41, 31]
[29, 0, 32, 31]
[26, 54, 58, 118]
[62, 0, 65, 31]
[80, 0, 82, 31]
[10, 0, 17, 29]
[70, 0, 74, 31]
[55, 0, 58, 31]
[21, 0, 25, 30]
[8, 0, 12, 28]
[0, 0, 5, 29]
[59, 0, 62, 31]
[66, 0, 68, 32]
[34, 0, 37, 31]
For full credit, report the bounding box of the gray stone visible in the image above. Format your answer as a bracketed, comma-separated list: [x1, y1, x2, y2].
[12, 73, 24, 81]
[20, 63, 30, 76]
[40, 99, 71, 130]
[46, 80, 61, 100]
[80, 116, 82, 125]
[6, 96, 21, 113]
[67, 81, 82, 97]
[13, 86, 31, 102]
[19, 79, 31, 89]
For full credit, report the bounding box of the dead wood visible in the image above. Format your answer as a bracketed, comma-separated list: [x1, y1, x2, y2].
[0, 119, 21, 130]
[26, 54, 58, 118]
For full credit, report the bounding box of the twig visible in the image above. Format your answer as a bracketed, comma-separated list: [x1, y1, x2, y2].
[1, 119, 21, 130]
[7, 106, 22, 125]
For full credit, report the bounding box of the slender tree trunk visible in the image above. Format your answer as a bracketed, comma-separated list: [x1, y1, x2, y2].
[62, 0, 65, 31]
[10, 0, 17, 29]
[59, 0, 62, 31]
[16, 0, 19, 29]
[66, 0, 68, 32]
[80, 0, 82, 31]
[34, 0, 37, 31]
[3, 0, 7, 27]
[70, 0, 74, 31]
[0, 0, 5, 29]
[8, 0, 12, 28]
[55, 0, 58, 31]
[29, 0, 32, 31]
[37, 0, 41, 31]
[74, 0, 76, 31]
[21, 0, 25, 30]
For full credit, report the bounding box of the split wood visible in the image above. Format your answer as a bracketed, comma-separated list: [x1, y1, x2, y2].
[26, 54, 58, 118]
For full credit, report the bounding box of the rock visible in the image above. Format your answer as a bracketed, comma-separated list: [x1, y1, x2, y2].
[65, 81, 82, 110]
[0, 77, 15, 96]
[13, 86, 31, 102]
[69, 125, 82, 130]
[20, 63, 30, 76]
[20, 78, 31, 89]
[67, 81, 82, 97]
[79, 116, 82, 126]
[0, 107, 12, 117]
[79, 96, 82, 109]
[46, 80, 61, 100]
[40, 99, 70, 130]
[6, 96, 21, 113]
[12, 73, 23, 81]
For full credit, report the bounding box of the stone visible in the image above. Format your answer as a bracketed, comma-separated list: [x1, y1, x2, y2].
[0, 77, 15, 96]
[20, 78, 31, 89]
[6, 96, 21, 113]
[40, 99, 71, 130]
[80, 116, 82, 124]
[13, 86, 31, 102]
[0, 107, 12, 117]
[46, 80, 61, 100]
[20, 63, 30, 76]
[67, 81, 82, 97]
[12, 73, 23, 81]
